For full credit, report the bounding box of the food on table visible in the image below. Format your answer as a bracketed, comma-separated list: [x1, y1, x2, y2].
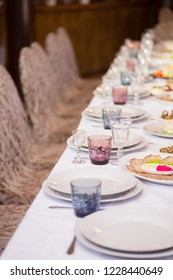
[160, 146, 173, 154]
[127, 154, 173, 179]
[162, 120, 173, 135]
[161, 110, 173, 119]
[157, 165, 173, 171]
[148, 84, 173, 101]
[152, 65, 173, 79]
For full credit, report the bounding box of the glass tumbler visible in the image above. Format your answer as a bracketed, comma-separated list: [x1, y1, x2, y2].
[112, 86, 128, 105]
[70, 178, 101, 218]
[87, 135, 112, 165]
[102, 107, 122, 129]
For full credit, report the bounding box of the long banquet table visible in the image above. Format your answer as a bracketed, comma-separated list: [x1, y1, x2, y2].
[1, 58, 173, 260]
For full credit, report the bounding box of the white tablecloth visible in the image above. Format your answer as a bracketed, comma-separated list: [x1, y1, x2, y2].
[1, 65, 173, 260]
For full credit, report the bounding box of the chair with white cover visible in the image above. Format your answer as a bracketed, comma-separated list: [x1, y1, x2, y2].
[19, 43, 82, 144]
[45, 28, 100, 103]
[153, 7, 173, 43]
[0, 64, 69, 254]
[0, 64, 67, 205]
[0, 205, 29, 255]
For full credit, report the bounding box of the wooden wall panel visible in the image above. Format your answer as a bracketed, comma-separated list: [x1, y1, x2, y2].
[0, 1, 161, 76]
[34, 2, 159, 76]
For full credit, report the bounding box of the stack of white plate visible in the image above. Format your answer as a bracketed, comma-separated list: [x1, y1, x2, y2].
[82, 105, 148, 122]
[42, 167, 142, 203]
[76, 206, 173, 259]
[93, 86, 150, 99]
[119, 152, 173, 185]
[67, 129, 148, 153]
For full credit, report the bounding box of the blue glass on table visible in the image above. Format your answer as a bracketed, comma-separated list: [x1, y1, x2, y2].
[70, 178, 101, 218]
[102, 107, 122, 129]
[120, 71, 131, 86]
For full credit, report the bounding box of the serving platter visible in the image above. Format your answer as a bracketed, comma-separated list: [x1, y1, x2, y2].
[119, 152, 173, 185]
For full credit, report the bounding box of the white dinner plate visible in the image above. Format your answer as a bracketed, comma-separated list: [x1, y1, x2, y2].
[82, 110, 149, 123]
[119, 152, 173, 185]
[81, 130, 142, 149]
[83, 105, 145, 119]
[76, 216, 173, 259]
[93, 86, 150, 99]
[148, 85, 173, 103]
[42, 180, 143, 203]
[143, 121, 173, 138]
[67, 136, 148, 153]
[153, 97, 173, 106]
[79, 207, 173, 253]
[45, 167, 138, 197]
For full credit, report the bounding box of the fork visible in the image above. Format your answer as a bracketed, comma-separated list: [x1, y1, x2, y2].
[67, 236, 76, 254]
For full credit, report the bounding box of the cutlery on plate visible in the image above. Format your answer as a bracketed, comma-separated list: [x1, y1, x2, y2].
[67, 236, 76, 255]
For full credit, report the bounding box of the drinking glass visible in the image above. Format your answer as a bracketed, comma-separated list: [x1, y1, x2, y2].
[110, 116, 131, 164]
[67, 178, 101, 254]
[72, 129, 85, 164]
[87, 135, 112, 165]
[130, 72, 144, 105]
[112, 86, 128, 105]
[120, 71, 131, 86]
[70, 178, 101, 218]
[102, 107, 122, 129]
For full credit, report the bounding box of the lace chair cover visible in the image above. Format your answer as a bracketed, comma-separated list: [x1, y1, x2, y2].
[0, 205, 29, 255]
[45, 31, 91, 104]
[56, 27, 100, 93]
[56, 27, 79, 86]
[154, 21, 173, 43]
[31, 41, 87, 106]
[0, 64, 65, 169]
[0, 65, 65, 205]
[19, 43, 81, 143]
[158, 7, 173, 23]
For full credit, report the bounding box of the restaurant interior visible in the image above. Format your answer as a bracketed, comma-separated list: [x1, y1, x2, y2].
[1, 0, 173, 260]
